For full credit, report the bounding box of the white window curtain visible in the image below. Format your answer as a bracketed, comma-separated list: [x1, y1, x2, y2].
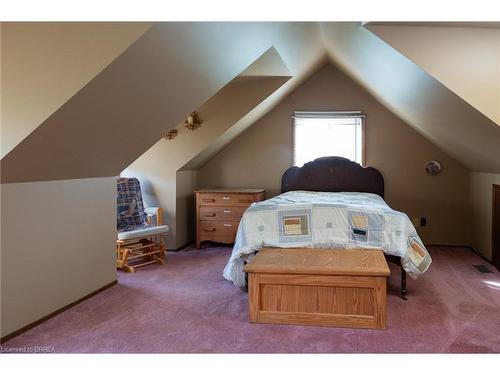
[293, 111, 365, 167]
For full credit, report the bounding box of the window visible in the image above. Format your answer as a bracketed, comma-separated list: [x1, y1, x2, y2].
[293, 111, 365, 167]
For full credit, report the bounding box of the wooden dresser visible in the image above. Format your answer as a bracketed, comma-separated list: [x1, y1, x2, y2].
[195, 188, 265, 248]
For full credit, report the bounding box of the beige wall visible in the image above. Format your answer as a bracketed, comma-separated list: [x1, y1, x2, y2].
[1, 177, 116, 337]
[1, 22, 152, 158]
[367, 25, 500, 125]
[199, 64, 472, 245]
[321, 23, 500, 174]
[469, 172, 500, 259]
[176, 170, 199, 248]
[122, 77, 288, 248]
[0, 23, 150, 337]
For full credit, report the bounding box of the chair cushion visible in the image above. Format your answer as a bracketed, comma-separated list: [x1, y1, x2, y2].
[117, 225, 169, 241]
[117, 177, 148, 231]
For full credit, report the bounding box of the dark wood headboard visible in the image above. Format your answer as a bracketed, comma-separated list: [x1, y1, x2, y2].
[281, 157, 384, 198]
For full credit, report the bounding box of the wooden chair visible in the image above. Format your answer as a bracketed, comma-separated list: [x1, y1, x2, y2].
[116, 177, 169, 272]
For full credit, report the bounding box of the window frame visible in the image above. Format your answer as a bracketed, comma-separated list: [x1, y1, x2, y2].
[291, 111, 366, 167]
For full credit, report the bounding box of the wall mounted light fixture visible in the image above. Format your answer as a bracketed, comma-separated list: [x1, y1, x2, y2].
[164, 129, 178, 140]
[185, 111, 201, 131]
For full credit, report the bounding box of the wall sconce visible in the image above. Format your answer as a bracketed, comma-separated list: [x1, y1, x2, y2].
[164, 129, 178, 140]
[185, 111, 201, 131]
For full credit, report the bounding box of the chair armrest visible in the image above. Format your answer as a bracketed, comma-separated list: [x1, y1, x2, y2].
[144, 207, 162, 226]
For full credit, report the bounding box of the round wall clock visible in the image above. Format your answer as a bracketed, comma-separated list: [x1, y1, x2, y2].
[425, 160, 442, 176]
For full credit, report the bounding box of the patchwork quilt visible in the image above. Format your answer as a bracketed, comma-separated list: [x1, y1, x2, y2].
[223, 190, 432, 287]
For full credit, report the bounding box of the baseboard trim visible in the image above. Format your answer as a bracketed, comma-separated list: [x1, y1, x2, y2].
[426, 243, 495, 267]
[424, 243, 472, 248]
[0, 280, 117, 344]
[465, 246, 495, 266]
[177, 241, 195, 251]
[166, 241, 195, 252]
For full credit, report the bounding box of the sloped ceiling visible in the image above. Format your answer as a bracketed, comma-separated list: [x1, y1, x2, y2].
[365, 22, 500, 29]
[320, 22, 500, 173]
[366, 23, 500, 124]
[1, 22, 324, 183]
[2, 22, 499, 182]
[1, 22, 153, 158]
[125, 47, 293, 176]
[182, 48, 327, 170]
[236, 46, 292, 78]
[127, 75, 291, 175]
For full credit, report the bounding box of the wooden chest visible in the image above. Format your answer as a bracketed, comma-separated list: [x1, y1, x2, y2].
[195, 189, 265, 248]
[243, 248, 391, 329]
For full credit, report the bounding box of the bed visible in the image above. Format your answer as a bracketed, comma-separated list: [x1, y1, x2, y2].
[222, 157, 432, 298]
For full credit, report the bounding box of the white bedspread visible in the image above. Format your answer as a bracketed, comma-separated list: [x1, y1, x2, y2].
[223, 191, 432, 287]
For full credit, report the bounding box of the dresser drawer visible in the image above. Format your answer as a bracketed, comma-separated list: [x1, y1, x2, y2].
[198, 193, 255, 207]
[195, 188, 265, 248]
[199, 206, 246, 222]
[199, 221, 238, 237]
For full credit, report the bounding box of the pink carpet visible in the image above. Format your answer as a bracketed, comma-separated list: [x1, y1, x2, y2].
[3, 246, 500, 353]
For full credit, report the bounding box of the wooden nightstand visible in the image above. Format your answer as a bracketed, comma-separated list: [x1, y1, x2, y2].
[195, 188, 265, 248]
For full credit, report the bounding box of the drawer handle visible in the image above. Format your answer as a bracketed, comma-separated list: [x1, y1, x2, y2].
[204, 213, 216, 217]
[223, 209, 231, 213]
[202, 199, 215, 203]
[222, 196, 231, 200]
[203, 228, 216, 232]
[223, 223, 232, 227]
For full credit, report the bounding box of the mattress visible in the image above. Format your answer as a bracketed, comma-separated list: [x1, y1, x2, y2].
[223, 190, 432, 287]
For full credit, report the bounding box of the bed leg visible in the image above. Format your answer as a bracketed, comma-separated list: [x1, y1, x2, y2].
[400, 266, 407, 300]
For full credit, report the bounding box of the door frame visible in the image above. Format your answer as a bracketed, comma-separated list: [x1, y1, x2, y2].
[493, 184, 500, 270]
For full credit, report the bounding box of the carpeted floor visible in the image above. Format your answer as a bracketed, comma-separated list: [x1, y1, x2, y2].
[3, 246, 500, 353]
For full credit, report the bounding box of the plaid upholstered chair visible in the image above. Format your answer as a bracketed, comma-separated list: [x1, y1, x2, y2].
[116, 177, 169, 272]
